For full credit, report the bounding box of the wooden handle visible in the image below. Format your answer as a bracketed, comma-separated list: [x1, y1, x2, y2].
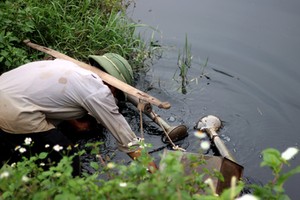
[207, 129, 236, 162]
[24, 40, 171, 109]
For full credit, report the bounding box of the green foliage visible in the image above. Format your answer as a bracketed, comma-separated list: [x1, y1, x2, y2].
[0, 31, 30, 72]
[1, 143, 298, 199]
[0, 141, 226, 200]
[250, 147, 300, 200]
[260, 148, 283, 174]
[0, 0, 156, 74]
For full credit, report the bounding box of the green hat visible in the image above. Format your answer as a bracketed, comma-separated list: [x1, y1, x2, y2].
[88, 53, 134, 85]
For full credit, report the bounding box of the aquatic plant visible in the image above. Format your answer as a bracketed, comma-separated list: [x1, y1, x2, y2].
[175, 33, 192, 94]
[189, 57, 210, 87]
[175, 34, 209, 94]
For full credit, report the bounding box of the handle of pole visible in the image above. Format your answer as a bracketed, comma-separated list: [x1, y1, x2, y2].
[208, 130, 236, 162]
[127, 94, 171, 129]
[23, 39, 171, 110]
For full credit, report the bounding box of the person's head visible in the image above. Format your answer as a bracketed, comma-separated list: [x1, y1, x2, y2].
[88, 53, 134, 102]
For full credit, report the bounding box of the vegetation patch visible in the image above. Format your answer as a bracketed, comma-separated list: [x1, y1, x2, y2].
[0, 0, 155, 73]
[0, 139, 299, 199]
[1, 1, 299, 199]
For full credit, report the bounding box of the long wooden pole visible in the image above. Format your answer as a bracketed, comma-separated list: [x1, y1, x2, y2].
[24, 40, 171, 109]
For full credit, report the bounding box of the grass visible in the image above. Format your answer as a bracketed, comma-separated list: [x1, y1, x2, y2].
[174, 34, 210, 93]
[0, 0, 157, 73]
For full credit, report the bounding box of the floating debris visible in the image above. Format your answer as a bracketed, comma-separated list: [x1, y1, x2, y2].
[167, 116, 176, 122]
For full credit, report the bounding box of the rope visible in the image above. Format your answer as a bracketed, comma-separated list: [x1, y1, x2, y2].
[135, 99, 186, 152]
[139, 100, 145, 139]
[150, 111, 186, 152]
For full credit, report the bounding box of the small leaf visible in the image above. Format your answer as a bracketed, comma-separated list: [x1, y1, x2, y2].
[261, 148, 282, 170]
[38, 152, 48, 159]
[90, 162, 99, 170]
[33, 191, 49, 200]
[54, 192, 78, 200]
[277, 166, 300, 187]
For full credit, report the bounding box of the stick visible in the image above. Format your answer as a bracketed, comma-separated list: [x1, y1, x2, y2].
[24, 40, 171, 109]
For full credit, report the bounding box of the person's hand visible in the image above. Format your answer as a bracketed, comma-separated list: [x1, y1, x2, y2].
[68, 119, 91, 132]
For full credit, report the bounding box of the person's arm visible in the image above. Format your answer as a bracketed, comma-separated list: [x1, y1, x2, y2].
[79, 77, 158, 172]
[127, 149, 158, 173]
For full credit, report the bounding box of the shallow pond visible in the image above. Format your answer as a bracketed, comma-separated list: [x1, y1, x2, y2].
[79, 0, 299, 198]
[121, 0, 300, 198]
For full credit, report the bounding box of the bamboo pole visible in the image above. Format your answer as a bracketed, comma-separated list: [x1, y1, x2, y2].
[24, 40, 171, 109]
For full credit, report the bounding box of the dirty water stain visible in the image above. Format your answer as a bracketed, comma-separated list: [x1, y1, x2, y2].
[58, 77, 68, 84]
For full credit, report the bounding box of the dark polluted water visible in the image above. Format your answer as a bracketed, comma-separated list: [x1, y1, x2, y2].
[81, 0, 300, 199]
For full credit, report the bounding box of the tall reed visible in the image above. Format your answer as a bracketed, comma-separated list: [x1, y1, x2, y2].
[176, 34, 192, 94]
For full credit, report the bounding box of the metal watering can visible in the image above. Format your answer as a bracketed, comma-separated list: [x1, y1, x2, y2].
[127, 95, 243, 194]
[160, 115, 244, 195]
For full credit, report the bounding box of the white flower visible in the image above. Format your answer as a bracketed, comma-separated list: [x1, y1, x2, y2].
[140, 143, 148, 149]
[0, 171, 10, 179]
[194, 130, 207, 139]
[40, 163, 45, 166]
[235, 194, 259, 200]
[24, 137, 32, 145]
[200, 141, 211, 151]
[281, 147, 299, 161]
[204, 178, 213, 185]
[22, 175, 30, 182]
[204, 178, 217, 196]
[128, 142, 133, 147]
[14, 145, 21, 151]
[54, 172, 62, 177]
[107, 162, 115, 169]
[53, 144, 63, 152]
[11, 163, 16, 168]
[119, 182, 127, 187]
[45, 144, 50, 148]
[128, 138, 143, 147]
[19, 147, 26, 153]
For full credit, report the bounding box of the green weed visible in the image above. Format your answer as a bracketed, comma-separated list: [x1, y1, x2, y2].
[0, 137, 299, 199]
[0, 0, 158, 74]
[176, 33, 192, 94]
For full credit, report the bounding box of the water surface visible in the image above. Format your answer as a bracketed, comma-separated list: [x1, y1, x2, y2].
[126, 0, 300, 198]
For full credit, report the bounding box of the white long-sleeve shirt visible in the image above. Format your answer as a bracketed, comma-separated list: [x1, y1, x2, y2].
[0, 59, 138, 152]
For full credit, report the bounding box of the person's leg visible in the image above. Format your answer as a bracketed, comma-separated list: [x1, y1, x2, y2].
[0, 129, 81, 176]
[0, 129, 28, 166]
[34, 129, 81, 176]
